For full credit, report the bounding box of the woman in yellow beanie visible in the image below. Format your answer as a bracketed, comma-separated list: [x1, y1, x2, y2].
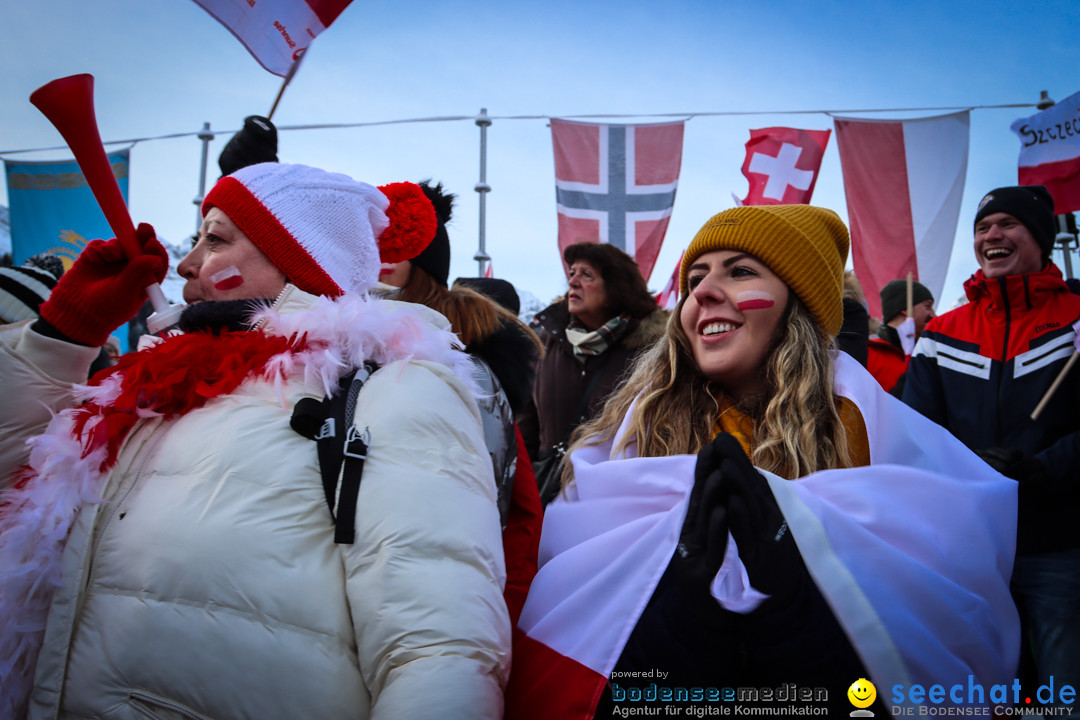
[596, 203, 857, 478]
[506, 206, 1020, 719]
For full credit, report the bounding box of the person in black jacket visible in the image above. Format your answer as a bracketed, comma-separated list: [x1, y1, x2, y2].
[837, 269, 870, 367]
[904, 185, 1080, 701]
[518, 242, 668, 505]
[374, 181, 544, 626]
[868, 279, 935, 396]
[593, 206, 876, 717]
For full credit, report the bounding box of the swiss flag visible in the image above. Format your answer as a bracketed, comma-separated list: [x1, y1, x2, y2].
[1011, 90, 1080, 214]
[834, 112, 969, 319]
[552, 119, 684, 283]
[741, 127, 831, 206]
[192, 0, 353, 76]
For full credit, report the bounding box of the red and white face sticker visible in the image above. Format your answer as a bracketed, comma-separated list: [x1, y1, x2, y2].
[211, 265, 244, 291]
[736, 290, 776, 311]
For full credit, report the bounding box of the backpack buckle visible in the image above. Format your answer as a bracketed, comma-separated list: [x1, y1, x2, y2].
[344, 425, 370, 460]
[315, 418, 336, 441]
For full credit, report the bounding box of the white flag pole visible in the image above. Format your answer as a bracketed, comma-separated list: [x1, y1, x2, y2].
[268, 50, 306, 120]
[1032, 353, 1078, 420]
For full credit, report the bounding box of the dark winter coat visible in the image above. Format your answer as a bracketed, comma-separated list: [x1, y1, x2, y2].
[903, 264, 1080, 555]
[518, 301, 667, 462]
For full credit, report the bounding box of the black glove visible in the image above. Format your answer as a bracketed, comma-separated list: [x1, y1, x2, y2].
[713, 435, 806, 600]
[713, 437, 869, 698]
[610, 434, 744, 682]
[218, 115, 278, 177]
[976, 447, 1051, 501]
[975, 447, 1024, 475]
[672, 433, 738, 596]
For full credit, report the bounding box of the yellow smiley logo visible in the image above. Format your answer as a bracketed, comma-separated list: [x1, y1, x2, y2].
[848, 678, 877, 709]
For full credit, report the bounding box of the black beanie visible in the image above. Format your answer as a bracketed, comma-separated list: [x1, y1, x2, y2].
[880, 279, 934, 322]
[973, 185, 1056, 261]
[453, 276, 521, 315]
[218, 116, 279, 178]
[412, 180, 454, 287]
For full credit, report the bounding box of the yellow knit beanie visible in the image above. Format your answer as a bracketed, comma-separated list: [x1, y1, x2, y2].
[679, 205, 849, 337]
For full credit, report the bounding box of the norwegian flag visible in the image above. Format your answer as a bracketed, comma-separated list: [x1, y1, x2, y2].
[654, 251, 684, 310]
[552, 118, 684, 282]
[192, 0, 353, 76]
[741, 127, 831, 206]
[484, 261, 494, 279]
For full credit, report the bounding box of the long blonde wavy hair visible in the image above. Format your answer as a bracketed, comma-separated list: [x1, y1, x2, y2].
[565, 292, 851, 481]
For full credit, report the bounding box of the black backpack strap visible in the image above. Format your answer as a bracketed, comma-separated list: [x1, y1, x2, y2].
[289, 362, 378, 544]
[333, 364, 374, 543]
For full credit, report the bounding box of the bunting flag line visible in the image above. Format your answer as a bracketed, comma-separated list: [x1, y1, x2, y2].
[654, 251, 683, 310]
[1011, 89, 1080, 215]
[740, 127, 831, 206]
[834, 112, 969, 319]
[192, 0, 353, 77]
[551, 118, 684, 283]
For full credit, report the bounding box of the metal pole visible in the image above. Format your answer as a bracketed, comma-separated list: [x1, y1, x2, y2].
[1036, 91, 1078, 279]
[473, 108, 492, 277]
[193, 122, 214, 238]
[1056, 219, 1076, 279]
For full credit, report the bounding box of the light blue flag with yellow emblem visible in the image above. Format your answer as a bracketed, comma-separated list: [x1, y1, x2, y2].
[4, 150, 134, 351]
[4, 149, 130, 267]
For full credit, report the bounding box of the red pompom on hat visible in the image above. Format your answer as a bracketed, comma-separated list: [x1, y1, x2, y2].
[377, 182, 438, 265]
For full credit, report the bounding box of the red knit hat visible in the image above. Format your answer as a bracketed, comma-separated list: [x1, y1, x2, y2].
[203, 163, 436, 297]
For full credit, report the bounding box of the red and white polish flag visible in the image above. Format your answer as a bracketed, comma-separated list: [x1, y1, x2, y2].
[740, 127, 831, 206]
[505, 449, 695, 720]
[504, 354, 1020, 720]
[192, 0, 353, 76]
[1011, 90, 1080, 214]
[552, 119, 684, 283]
[834, 112, 969, 319]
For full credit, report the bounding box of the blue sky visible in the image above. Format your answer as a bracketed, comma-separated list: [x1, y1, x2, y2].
[1, 1, 1078, 310]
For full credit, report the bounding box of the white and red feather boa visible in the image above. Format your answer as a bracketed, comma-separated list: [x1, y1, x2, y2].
[0, 294, 474, 717]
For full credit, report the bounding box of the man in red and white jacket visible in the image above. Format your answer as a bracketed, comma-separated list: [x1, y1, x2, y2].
[904, 185, 1080, 700]
[867, 278, 935, 396]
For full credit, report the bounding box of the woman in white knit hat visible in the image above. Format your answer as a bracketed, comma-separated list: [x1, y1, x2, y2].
[0, 163, 509, 720]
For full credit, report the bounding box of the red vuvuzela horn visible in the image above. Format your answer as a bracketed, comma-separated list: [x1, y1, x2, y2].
[30, 74, 140, 259]
[30, 74, 182, 333]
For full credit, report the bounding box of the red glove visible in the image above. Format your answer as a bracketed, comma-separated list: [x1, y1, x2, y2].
[39, 223, 169, 346]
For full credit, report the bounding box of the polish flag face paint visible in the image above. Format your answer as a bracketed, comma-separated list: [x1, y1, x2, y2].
[211, 266, 243, 291]
[736, 290, 776, 311]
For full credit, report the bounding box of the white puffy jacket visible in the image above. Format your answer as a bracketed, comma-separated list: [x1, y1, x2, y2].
[0, 287, 510, 720]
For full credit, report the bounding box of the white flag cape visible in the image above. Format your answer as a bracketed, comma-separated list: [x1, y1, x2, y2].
[516, 352, 1019, 712]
